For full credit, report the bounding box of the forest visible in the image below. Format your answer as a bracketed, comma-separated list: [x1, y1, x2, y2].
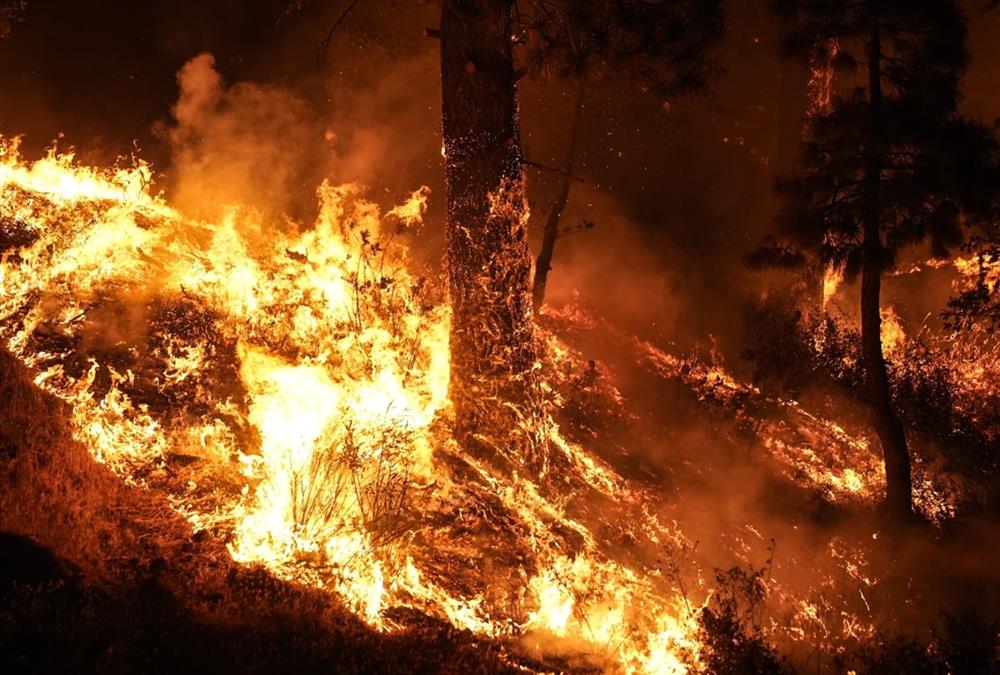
[1, 1, 999, 673]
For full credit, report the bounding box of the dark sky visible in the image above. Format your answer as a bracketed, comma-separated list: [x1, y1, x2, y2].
[1, 0, 998, 354]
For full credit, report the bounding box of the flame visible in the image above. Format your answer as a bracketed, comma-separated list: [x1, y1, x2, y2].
[0, 137, 705, 671]
[807, 38, 839, 119]
[6, 134, 988, 671]
[822, 263, 844, 309]
[880, 307, 905, 356]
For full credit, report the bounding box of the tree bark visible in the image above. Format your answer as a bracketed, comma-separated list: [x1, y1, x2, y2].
[532, 80, 586, 313]
[862, 19, 913, 520]
[440, 0, 543, 464]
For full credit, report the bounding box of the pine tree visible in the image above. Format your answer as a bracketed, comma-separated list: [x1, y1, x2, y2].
[770, 0, 999, 519]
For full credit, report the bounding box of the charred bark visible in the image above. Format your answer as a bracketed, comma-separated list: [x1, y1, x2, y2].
[532, 81, 586, 313]
[862, 20, 913, 520]
[440, 0, 544, 466]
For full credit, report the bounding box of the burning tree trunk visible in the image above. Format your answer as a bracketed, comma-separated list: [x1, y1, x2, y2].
[532, 81, 585, 313]
[861, 21, 913, 520]
[440, 0, 543, 465]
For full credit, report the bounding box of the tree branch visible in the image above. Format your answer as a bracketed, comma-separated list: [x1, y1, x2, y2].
[524, 159, 585, 182]
[317, 0, 362, 66]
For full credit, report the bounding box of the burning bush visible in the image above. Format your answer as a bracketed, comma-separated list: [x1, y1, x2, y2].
[742, 292, 1000, 521]
[697, 565, 790, 675]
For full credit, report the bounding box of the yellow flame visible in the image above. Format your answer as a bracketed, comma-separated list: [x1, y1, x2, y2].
[821, 263, 844, 310]
[0, 137, 704, 671]
[880, 307, 905, 356]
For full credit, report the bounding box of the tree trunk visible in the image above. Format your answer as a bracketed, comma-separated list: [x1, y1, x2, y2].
[440, 0, 543, 465]
[862, 19, 913, 520]
[532, 80, 586, 312]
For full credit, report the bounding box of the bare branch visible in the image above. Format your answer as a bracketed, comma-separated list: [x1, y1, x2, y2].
[317, 0, 362, 66]
[524, 159, 585, 182]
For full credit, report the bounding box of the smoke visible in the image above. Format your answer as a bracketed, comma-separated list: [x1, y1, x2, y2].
[158, 52, 334, 222]
[320, 48, 441, 194]
[539, 184, 686, 343]
[157, 38, 443, 260]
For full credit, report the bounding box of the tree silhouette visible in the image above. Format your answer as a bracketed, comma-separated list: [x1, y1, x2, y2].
[769, 0, 999, 519]
[518, 0, 723, 310]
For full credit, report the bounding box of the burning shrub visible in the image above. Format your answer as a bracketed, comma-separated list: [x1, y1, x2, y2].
[285, 418, 415, 553]
[288, 436, 354, 547]
[342, 422, 414, 548]
[281, 417, 414, 555]
[697, 565, 790, 675]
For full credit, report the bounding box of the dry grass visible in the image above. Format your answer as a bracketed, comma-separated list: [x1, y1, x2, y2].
[0, 349, 546, 674]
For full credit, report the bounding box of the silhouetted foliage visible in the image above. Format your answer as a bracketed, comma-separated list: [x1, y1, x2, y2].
[697, 565, 791, 675]
[766, 0, 1000, 519]
[518, 0, 724, 97]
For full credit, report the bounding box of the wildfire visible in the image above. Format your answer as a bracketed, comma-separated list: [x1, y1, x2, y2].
[821, 262, 844, 309]
[3, 135, 993, 672]
[879, 307, 905, 356]
[807, 38, 839, 119]
[0, 137, 707, 672]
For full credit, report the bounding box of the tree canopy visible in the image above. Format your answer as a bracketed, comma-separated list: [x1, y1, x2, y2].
[771, 0, 999, 279]
[518, 0, 724, 96]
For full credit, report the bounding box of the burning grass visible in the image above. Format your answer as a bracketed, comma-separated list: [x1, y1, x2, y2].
[0, 138, 700, 671]
[1, 137, 999, 672]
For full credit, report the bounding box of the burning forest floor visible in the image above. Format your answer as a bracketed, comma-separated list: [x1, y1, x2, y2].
[1, 140, 999, 673]
[0, 349, 527, 675]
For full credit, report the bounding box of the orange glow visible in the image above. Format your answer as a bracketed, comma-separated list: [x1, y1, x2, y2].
[0, 137, 706, 671]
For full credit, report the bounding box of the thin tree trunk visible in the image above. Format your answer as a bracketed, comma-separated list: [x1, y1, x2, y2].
[532, 80, 586, 312]
[440, 0, 543, 464]
[862, 19, 913, 520]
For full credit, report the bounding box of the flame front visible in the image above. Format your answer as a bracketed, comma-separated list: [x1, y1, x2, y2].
[5, 135, 991, 672]
[0, 138, 707, 672]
